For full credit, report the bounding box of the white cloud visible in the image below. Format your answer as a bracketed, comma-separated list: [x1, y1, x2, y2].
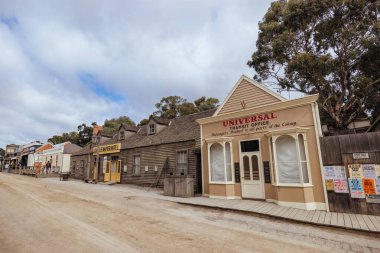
[0, 0, 273, 147]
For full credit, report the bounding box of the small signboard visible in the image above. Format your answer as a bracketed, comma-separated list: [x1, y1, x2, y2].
[333, 179, 349, 193]
[366, 194, 380, 204]
[234, 162, 240, 183]
[376, 178, 380, 194]
[348, 164, 363, 178]
[362, 178, 376, 194]
[334, 166, 347, 180]
[348, 178, 365, 198]
[353, 153, 369, 159]
[263, 161, 271, 183]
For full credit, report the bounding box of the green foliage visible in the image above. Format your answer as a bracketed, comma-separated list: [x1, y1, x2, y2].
[47, 131, 79, 145]
[104, 116, 135, 131]
[154, 96, 219, 119]
[138, 118, 149, 126]
[77, 124, 93, 147]
[248, 0, 380, 129]
[0, 148, 5, 156]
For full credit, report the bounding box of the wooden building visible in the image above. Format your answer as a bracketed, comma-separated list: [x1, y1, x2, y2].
[197, 75, 328, 210]
[70, 110, 214, 194]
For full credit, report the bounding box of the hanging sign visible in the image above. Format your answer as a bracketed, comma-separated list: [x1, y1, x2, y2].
[362, 164, 377, 179]
[348, 164, 363, 178]
[348, 178, 365, 198]
[333, 179, 349, 193]
[362, 178, 376, 194]
[353, 153, 369, 159]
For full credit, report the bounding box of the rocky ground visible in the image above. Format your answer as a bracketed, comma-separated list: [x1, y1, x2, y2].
[0, 173, 379, 253]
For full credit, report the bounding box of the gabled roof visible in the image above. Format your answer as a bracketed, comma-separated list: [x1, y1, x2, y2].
[214, 75, 286, 116]
[150, 116, 170, 125]
[63, 143, 82, 154]
[119, 123, 139, 132]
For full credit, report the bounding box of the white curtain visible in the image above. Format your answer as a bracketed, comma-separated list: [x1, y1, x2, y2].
[177, 151, 187, 175]
[298, 134, 309, 183]
[275, 135, 300, 183]
[225, 143, 232, 181]
[210, 143, 225, 182]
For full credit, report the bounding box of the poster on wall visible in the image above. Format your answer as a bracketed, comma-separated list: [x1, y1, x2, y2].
[333, 179, 349, 193]
[348, 164, 363, 178]
[102, 157, 108, 173]
[334, 166, 347, 179]
[325, 179, 334, 191]
[363, 164, 377, 179]
[348, 178, 365, 198]
[323, 166, 335, 180]
[362, 178, 377, 195]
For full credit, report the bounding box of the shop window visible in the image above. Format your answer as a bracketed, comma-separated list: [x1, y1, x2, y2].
[176, 151, 188, 175]
[133, 155, 140, 175]
[269, 133, 311, 186]
[209, 142, 233, 183]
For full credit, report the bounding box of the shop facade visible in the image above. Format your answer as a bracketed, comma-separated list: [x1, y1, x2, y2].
[197, 76, 327, 210]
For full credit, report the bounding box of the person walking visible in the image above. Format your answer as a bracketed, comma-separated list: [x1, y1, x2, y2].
[46, 161, 51, 174]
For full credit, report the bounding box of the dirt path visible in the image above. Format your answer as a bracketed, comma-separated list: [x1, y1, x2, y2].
[0, 174, 379, 253]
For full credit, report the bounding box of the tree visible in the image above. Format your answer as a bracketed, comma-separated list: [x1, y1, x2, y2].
[153, 96, 220, 119]
[47, 131, 79, 145]
[247, 0, 380, 129]
[77, 124, 93, 147]
[138, 118, 149, 126]
[103, 116, 136, 132]
[194, 97, 219, 111]
[0, 148, 5, 156]
[154, 96, 188, 119]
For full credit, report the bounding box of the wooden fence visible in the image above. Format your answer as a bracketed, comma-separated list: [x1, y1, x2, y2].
[320, 132, 380, 215]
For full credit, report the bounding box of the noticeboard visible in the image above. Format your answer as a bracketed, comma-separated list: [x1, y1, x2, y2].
[234, 162, 240, 183]
[263, 161, 271, 183]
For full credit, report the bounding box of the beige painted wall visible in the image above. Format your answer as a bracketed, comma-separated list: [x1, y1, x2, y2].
[201, 104, 325, 205]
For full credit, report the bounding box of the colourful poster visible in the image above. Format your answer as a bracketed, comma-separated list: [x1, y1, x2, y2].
[333, 179, 349, 193]
[334, 166, 347, 179]
[325, 179, 334, 191]
[362, 164, 376, 179]
[348, 178, 365, 198]
[323, 166, 335, 180]
[362, 178, 376, 194]
[348, 164, 363, 178]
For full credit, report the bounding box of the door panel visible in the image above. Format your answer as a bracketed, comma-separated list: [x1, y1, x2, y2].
[240, 151, 264, 199]
[104, 161, 111, 182]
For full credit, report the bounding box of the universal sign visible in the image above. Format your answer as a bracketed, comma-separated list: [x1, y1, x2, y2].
[223, 112, 277, 130]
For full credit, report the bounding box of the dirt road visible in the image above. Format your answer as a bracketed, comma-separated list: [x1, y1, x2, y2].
[0, 174, 379, 253]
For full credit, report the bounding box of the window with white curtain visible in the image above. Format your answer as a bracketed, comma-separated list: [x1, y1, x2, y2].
[176, 151, 188, 175]
[133, 155, 140, 175]
[209, 142, 233, 183]
[269, 133, 311, 186]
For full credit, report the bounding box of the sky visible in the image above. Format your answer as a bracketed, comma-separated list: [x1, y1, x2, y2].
[0, 0, 278, 148]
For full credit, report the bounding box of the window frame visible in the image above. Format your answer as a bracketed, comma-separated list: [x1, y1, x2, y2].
[148, 124, 156, 135]
[207, 138, 234, 184]
[119, 130, 125, 140]
[267, 130, 312, 187]
[176, 150, 188, 175]
[133, 155, 141, 175]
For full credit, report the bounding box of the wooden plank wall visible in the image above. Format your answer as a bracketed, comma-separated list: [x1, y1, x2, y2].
[320, 132, 380, 215]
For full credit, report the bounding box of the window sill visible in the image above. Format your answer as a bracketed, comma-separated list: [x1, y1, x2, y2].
[209, 182, 235, 185]
[272, 183, 313, 188]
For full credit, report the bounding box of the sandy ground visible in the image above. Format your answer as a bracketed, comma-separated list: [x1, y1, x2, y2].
[0, 173, 379, 253]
